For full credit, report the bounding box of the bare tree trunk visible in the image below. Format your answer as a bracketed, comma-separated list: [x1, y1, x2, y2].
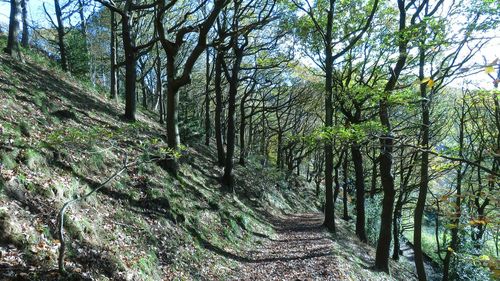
[442, 97, 465, 281]
[370, 147, 377, 197]
[54, 0, 68, 71]
[122, 12, 137, 121]
[239, 94, 248, 165]
[156, 45, 163, 124]
[277, 132, 283, 169]
[77, 0, 90, 75]
[333, 151, 342, 210]
[20, 0, 28, 48]
[5, 0, 22, 60]
[392, 190, 403, 260]
[77, 0, 88, 38]
[109, 11, 118, 100]
[414, 45, 429, 281]
[222, 21, 245, 189]
[323, 0, 335, 233]
[165, 71, 180, 147]
[342, 149, 349, 220]
[352, 143, 367, 242]
[204, 47, 211, 145]
[141, 78, 147, 109]
[374, 0, 408, 272]
[214, 51, 225, 166]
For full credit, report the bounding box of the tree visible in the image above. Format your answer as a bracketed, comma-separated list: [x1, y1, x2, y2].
[97, 0, 158, 121]
[156, 0, 229, 149]
[214, 40, 227, 166]
[333, 38, 389, 242]
[5, 0, 22, 60]
[20, 0, 28, 48]
[109, 10, 118, 100]
[411, 3, 488, 278]
[45, 0, 69, 71]
[374, 0, 412, 272]
[293, 0, 379, 233]
[442, 90, 467, 281]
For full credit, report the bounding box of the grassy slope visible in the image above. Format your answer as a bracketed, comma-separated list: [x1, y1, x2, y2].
[0, 37, 415, 281]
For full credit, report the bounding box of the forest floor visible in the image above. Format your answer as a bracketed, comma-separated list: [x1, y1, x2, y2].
[235, 212, 352, 280]
[232, 212, 417, 281]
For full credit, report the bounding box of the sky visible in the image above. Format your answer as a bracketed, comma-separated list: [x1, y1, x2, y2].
[0, 0, 498, 90]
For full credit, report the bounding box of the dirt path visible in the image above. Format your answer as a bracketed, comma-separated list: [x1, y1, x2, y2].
[233, 212, 348, 280]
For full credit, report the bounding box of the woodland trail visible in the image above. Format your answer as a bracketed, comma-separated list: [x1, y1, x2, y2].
[233, 212, 352, 280]
[231, 212, 434, 281]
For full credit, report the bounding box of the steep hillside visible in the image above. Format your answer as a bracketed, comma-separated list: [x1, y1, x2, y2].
[0, 38, 416, 281]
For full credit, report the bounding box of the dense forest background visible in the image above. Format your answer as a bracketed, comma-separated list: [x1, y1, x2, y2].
[0, 0, 499, 280]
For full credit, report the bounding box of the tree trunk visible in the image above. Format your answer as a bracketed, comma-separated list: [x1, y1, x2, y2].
[239, 95, 247, 165]
[342, 150, 349, 220]
[414, 45, 429, 281]
[141, 78, 147, 108]
[374, 0, 408, 272]
[115, 26, 120, 97]
[5, 0, 22, 60]
[277, 132, 283, 169]
[214, 51, 225, 166]
[204, 47, 211, 145]
[20, 0, 28, 48]
[322, 0, 335, 233]
[77, 0, 88, 39]
[77, 0, 89, 75]
[155, 0, 225, 150]
[374, 129, 396, 273]
[248, 112, 254, 154]
[165, 82, 180, 148]
[222, 7, 245, 190]
[351, 143, 367, 242]
[122, 13, 137, 121]
[54, 0, 68, 71]
[333, 152, 342, 205]
[156, 44, 163, 124]
[442, 94, 467, 281]
[222, 58, 241, 189]
[392, 190, 403, 260]
[109, 11, 118, 100]
[370, 147, 377, 197]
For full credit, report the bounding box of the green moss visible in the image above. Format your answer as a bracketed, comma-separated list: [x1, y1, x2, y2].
[1, 150, 19, 170]
[146, 187, 162, 199]
[63, 212, 97, 241]
[64, 215, 84, 240]
[208, 197, 220, 211]
[33, 91, 47, 107]
[0, 211, 16, 244]
[114, 209, 130, 221]
[24, 149, 45, 170]
[236, 213, 251, 231]
[18, 120, 31, 137]
[134, 251, 161, 280]
[0, 180, 4, 197]
[89, 150, 106, 171]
